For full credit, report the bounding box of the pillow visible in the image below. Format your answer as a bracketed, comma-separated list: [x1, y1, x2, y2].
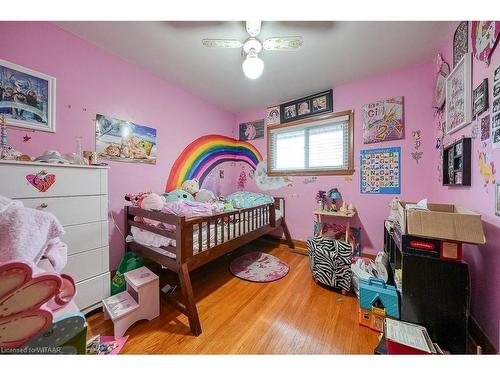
[226, 191, 274, 209]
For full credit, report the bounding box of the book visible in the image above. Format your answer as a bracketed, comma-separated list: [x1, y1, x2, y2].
[385, 318, 437, 354]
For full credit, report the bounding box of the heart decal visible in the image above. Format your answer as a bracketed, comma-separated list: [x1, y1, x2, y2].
[26, 173, 56, 192]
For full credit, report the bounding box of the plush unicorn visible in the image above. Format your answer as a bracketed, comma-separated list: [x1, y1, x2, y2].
[479, 151, 496, 187]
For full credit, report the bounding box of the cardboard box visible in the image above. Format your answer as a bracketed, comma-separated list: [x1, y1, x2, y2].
[397, 201, 485, 245]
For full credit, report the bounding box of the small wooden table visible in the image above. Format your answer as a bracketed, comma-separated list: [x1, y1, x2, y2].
[313, 209, 357, 243]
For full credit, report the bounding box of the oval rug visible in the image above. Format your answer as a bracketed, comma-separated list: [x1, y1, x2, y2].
[229, 251, 289, 282]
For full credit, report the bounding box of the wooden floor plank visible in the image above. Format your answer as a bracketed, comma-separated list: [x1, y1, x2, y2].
[86, 240, 379, 354]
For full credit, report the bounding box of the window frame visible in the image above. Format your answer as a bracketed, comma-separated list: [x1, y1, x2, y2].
[266, 110, 354, 176]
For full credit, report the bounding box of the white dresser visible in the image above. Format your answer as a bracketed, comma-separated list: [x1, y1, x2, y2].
[0, 160, 110, 314]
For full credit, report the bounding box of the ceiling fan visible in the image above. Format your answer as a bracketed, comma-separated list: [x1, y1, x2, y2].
[202, 21, 303, 80]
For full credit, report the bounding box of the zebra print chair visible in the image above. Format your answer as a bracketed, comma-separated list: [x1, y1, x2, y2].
[307, 236, 352, 293]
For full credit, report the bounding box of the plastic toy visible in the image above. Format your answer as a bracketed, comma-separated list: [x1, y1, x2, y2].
[358, 277, 399, 333]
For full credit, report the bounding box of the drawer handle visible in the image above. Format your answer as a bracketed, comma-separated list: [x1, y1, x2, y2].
[38, 203, 48, 209]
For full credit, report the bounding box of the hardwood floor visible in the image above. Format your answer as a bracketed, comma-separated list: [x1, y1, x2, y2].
[86, 240, 380, 354]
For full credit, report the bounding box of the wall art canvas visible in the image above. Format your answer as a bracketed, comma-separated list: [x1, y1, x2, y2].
[265, 106, 280, 126]
[239, 119, 264, 141]
[360, 147, 401, 194]
[0, 59, 55, 132]
[445, 53, 472, 134]
[471, 21, 500, 65]
[362, 96, 404, 144]
[453, 21, 468, 67]
[473, 79, 489, 118]
[95, 114, 157, 164]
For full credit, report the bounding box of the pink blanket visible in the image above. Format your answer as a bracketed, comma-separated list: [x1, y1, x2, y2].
[162, 200, 213, 218]
[0, 196, 67, 272]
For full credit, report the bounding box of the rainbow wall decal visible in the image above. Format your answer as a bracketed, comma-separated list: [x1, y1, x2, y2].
[166, 135, 263, 191]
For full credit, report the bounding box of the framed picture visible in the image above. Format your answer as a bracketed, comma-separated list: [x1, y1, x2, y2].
[239, 119, 264, 141]
[445, 53, 472, 134]
[472, 79, 489, 118]
[496, 181, 500, 216]
[0, 59, 56, 132]
[280, 89, 333, 123]
[95, 114, 157, 164]
[433, 55, 450, 110]
[495, 66, 500, 82]
[453, 21, 468, 67]
[362, 96, 404, 144]
[297, 100, 311, 116]
[283, 104, 296, 120]
[360, 147, 401, 194]
[471, 21, 500, 65]
[493, 112, 500, 129]
[265, 105, 280, 126]
[481, 114, 490, 141]
[493, 97, 500, 113]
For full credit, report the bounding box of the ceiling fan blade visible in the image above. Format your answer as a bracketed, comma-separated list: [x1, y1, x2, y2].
[246, 21, 261, 37]
[263, 36, 303, 51]
[202, 39, 243, 48]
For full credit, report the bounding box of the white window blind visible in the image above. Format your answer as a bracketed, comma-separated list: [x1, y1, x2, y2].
[269, 113, 351, 174]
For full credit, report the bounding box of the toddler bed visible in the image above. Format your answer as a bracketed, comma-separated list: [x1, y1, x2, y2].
[125, 196, 293, 335]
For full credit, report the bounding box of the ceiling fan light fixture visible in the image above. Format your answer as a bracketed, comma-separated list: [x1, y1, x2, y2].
[243, 38, 262, 54]
[242, 52, 264, 80]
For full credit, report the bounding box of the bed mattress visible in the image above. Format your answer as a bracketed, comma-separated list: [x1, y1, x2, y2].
[129, 209, 282, 258]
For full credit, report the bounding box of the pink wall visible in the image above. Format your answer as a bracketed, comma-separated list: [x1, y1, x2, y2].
[0, 22, 236, 269]
[2, 21, 498, 350]
[430, 22, 500, 350]
[236, 60, 436, 255]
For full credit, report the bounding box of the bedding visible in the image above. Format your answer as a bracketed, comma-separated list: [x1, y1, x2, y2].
[129, 208, 283, 258]
[226, 192, 274, 209]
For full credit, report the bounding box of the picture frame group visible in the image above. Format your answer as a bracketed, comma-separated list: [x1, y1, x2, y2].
[280, 89, 333, 123]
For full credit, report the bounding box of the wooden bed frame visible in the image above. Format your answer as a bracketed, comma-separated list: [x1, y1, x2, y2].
[125, 197, 294, 335]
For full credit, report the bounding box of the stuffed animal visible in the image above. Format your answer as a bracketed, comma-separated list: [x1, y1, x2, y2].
[162, 189, 194, 203]
[388, 197, 400, 224]
[181, 179, 200, 196]
[195, 188, 215, 203]
[140, 193, 165, 226]
[125, 192, 150, 207]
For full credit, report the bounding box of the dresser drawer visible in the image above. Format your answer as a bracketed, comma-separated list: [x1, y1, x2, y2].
[0, 163, 107, 198]
[75, 272, 110, 313]
[19, 195, 107, 226]
[63, 221, 109, 255]
[64, 246, 109, 283]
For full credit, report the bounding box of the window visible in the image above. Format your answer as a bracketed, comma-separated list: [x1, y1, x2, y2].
[267, 111, 354, 176]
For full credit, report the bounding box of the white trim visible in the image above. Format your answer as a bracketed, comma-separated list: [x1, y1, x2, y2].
[0, 58, 56, 133]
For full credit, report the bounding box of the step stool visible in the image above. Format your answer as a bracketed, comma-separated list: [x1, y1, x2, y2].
[102, 266, 159, 338]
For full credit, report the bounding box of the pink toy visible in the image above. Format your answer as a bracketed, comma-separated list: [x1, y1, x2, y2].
[0, 261, 61, 348]
[102, 266, 159, 338]
[140, 193, 165, 226]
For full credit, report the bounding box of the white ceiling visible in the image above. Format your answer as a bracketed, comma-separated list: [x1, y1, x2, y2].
[55, 21, 452, 114]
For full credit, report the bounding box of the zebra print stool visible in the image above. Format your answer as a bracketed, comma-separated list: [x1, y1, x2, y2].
[307, 236, 352, 293]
